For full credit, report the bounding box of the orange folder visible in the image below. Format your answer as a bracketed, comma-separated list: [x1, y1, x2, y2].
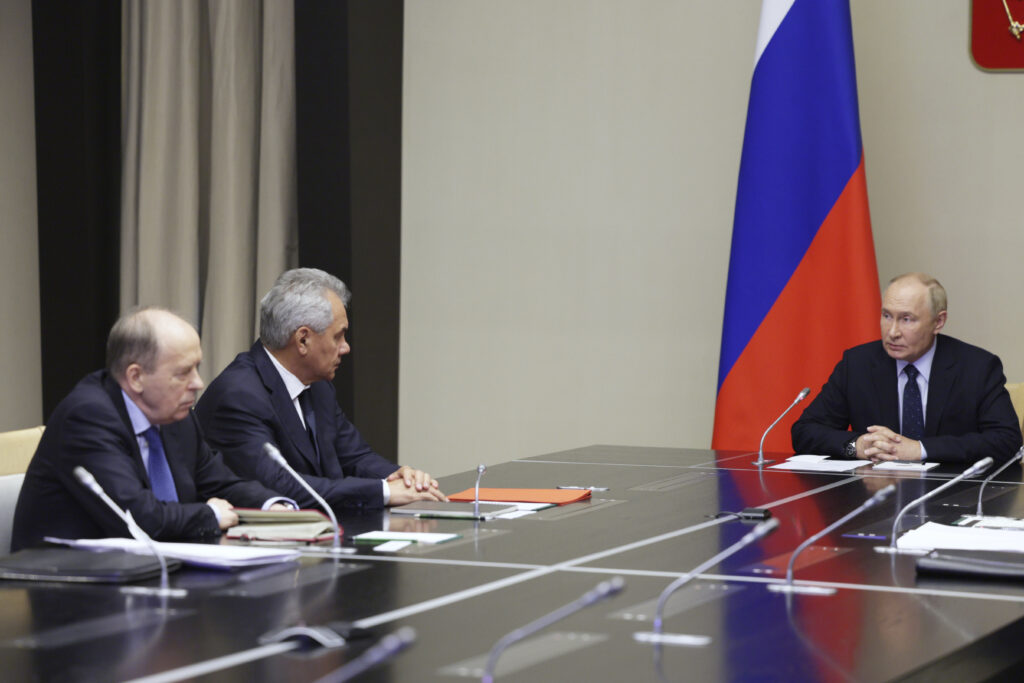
[448, 487, 591, 505]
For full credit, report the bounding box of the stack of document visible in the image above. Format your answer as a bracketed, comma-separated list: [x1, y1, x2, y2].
[769, 455, 867, 472]
[228, 508, 335, 542]
[872, 461, 938, 472]
[45, 537, 301, 569]
[954, 515, 1024, 530]
[897, 522, 1024, 553]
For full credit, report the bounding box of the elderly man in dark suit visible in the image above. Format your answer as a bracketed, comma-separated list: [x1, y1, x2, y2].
[11, 308, 289, 551]
[196, 268, 446, 509]
[791, 272, 1022, 464]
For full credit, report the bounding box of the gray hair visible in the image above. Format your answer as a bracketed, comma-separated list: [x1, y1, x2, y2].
[106, 306, 168, 378]
[888, 272, 947, 318]
[259, 268, 352, 349]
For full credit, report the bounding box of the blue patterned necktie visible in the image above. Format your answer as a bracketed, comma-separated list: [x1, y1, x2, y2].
[902, 364, 925, 440]
[141, 426, 178, 502]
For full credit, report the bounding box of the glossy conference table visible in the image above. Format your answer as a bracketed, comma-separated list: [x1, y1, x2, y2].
[2, 446, 1024, 682]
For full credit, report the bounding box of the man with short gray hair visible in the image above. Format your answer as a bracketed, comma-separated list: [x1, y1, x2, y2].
[12, 308, 289, 551]
[197, 268, 447, 509]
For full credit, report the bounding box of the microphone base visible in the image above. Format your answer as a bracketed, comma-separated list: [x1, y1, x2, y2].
[632, 631, 712, 647]
[767, 583, 836, 596]
[751, 459, 776, 466]
[120, 585, 187, 598]
[873, 546, 930, 556]
[259, 624, 348, 650]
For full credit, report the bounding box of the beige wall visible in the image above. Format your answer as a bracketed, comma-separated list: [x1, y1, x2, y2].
[0, 0, 42, 430]
[854, 3, 1024, 370]
[401, 1, 1024, 477]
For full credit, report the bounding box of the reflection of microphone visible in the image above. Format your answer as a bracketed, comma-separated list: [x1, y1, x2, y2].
[754, 388, 810, 466]
[482, 577, 624, 683]
[474, 464, 487, 518]
[977, 447, 1024, 516]
[889, 457, 993, 548]
[263, 442, 343, 553]
[640, 518, 777, 639]
[311, 627, 416, 683]
[73, 466, 184, 597]
[769, 485, 895, 595]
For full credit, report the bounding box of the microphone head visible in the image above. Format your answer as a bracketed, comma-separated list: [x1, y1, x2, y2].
[582, 576, 626, 605]
[597, 576, 626, 599]
[262, 442, 287, 466]
[966, 456, 994, 477]
[756, 517, 780, 537]
[737, 517, 779, 547]
[477, 464, 487, 475]
[870, 484, 897, 505]
[797, 387, 811, 401]
[73, 466, 96, 486]
[380, 626, 416, 654]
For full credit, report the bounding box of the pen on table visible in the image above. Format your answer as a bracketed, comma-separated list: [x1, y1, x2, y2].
[556, 485, 609, 491]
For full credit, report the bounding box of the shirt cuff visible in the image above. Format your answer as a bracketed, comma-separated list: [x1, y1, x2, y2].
[207, 502, 223, 524]
[382, 479, 390, 505]
[262, 497, 298, 510]
[919, 443, 928, 462]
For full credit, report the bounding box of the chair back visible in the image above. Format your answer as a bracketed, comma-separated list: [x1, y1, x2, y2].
[0, 426, 44, 553]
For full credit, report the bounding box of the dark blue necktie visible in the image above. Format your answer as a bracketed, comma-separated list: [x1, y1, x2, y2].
[298, 389, 320, 465]
[902, 364, 924, 440]
[141, 426, 178, 502]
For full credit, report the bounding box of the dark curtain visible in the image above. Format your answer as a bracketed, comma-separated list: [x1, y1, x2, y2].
[295, 0, 403, 462]
[32, 0, 121, 421]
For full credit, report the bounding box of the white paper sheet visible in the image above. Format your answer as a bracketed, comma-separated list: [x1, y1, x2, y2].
[353, 531, 460, 545]
[897, 522, 1024, 553]
[45, 537, 301, 569]
[872, 461, 939, 471]
[769, 458, 866, 472]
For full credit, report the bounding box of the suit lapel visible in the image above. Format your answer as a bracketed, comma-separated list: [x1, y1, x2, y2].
[869, 344, 900, 431]
[252, 343, 322, 472]
[101, 373, 150, 481]
[924, 336, 954, 437]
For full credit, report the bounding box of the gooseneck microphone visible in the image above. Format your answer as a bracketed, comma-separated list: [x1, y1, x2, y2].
[889, 456, 993, 548]
[73, 466, 184, 597]
[474, 464, 487, 518]
[481, 577, 625, 683]
[754, 387, 810, 466]
[312, 627, 416, 683]
[769, 485, 895, 595]
[642, 518, 778, 637]
[977, 447, 1024, 516]
[263, 442, 344, 553]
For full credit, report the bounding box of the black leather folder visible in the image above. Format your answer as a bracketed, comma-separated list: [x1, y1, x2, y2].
[0, 546, 181, 583]
[916, 550, 1024, 580]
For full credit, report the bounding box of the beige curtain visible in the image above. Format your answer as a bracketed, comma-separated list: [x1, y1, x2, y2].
[120, 0, 297, 380]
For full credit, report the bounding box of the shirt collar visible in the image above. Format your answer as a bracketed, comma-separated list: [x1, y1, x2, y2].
[121, 389, 153, 435]
[896, 338, 937, 383]
[263, 345, 308, 401]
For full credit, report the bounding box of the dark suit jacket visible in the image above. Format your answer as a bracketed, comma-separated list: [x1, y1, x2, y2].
[791, 335, 1022, 464]
[195, 342, 398, 509]
[11, 371, 281, 551]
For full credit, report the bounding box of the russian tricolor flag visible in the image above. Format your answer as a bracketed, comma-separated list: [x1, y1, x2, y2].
[712, 0, 880, 454]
